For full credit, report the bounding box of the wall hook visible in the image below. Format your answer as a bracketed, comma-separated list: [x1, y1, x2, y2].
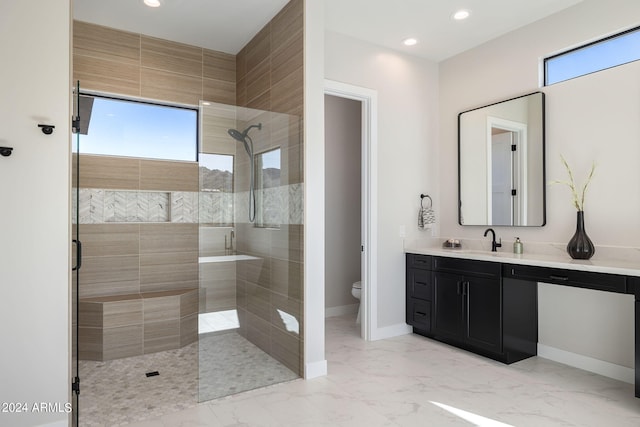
[38, 124, 55, 135]
[0, 146, 13, 157]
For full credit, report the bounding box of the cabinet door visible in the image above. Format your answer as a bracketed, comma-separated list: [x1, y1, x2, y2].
[432, 272, 464, 340]
[465, 276, 502, 353]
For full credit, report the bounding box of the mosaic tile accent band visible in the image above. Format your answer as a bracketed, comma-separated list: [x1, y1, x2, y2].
[74, 184, 303, 225]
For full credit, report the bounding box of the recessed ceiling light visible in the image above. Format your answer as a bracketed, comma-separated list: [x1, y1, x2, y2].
[453, 9, 470, 20]
[144, 0, 161, 7]
[403, 38, 418, 46]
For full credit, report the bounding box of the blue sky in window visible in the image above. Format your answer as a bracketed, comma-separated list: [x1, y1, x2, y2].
[546, 30, 640, 85]
[200, 153, 233, 172]
[78, 97, 197, 161]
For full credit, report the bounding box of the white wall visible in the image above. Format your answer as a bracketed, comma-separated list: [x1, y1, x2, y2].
[324, 95, 361, 313]
[0, 1, 71, 426]
[439, 0, 640, 371]
[325, 31, 439, 330]
[303, 0, 328, 378]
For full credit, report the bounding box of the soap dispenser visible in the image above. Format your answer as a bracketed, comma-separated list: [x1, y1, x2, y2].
[513, 237, 523, 254]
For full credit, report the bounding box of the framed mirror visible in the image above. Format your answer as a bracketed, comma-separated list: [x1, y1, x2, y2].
[458, 92, 545, 226]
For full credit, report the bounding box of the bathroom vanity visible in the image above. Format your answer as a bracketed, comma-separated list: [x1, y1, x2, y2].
[405, 246, 640, 398]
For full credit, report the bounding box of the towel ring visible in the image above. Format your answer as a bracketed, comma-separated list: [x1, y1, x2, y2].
[420, 194, 432, 209]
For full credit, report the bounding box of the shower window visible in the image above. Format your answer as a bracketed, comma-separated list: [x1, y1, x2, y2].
[75, 94, 198, 161]
[254, 147, 281, 228]
[199, 153, 234, 226]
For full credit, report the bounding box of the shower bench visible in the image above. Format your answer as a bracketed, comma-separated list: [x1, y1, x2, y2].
[78, 288, 198, 361]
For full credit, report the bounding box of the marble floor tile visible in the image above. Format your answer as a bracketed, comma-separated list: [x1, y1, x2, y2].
[124, 315, 640, 427]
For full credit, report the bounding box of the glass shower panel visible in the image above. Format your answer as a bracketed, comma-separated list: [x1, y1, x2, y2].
[71, 81, 81, 427]
[198, 101, 303, 402]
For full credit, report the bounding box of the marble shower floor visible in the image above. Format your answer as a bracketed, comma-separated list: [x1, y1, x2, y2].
[123, 315, 640, 427]
[78, 331, 298, 426]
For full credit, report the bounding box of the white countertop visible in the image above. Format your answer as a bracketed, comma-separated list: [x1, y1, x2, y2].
[405, 240, 640, 277]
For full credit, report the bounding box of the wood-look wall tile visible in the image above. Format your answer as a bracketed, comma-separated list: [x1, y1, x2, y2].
[141, 36, 202, 78]
[141, 68, 202, 106]
[246, 59, 270, 104]
[74, 54, 141, 97]
[236, 257, 271, 289]
[271, 0, 303, 48]
[103, 325, 143, 360]
[79, 155, 140, 190]
[271, 225, 303, 262]
[270, 67, 303, 116]
[78, 327, 102, 360]
[203, 49, 236, 82]
[270, 258, 302, 300]
[79, 224, 140, 257]
[73, 21, 140, 65]
[202, 77, 236, 105]
[144, 319, 180, 354]
[247, 90, 271, 112]
[246, 311, 271, 354]
[139, 252, 198, 293]
[143, 295, 180, 322]
[180, 314, 198, 347]
[270, 324, 302, 375]
[271, 30, 302, 83]
[180, 289, 199, 317]
[245, 25, 271, 72]
[236, 76, 247, 107]
[79, 255, 140, 299]
[245, 283, 271, 322]
[103, 299, 143, 328]
[202, 280, 236, 312]
[140, 223, 198, 254]
[139, 159, 198, 192]
[79, 301, 103, 328]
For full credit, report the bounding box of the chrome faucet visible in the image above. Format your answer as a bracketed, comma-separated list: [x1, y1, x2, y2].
[483, 228, 502, 252]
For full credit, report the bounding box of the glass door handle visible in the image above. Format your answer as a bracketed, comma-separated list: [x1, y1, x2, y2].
[72, 239, 82, 271]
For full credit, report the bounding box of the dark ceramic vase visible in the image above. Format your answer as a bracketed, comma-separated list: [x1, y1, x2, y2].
[567, 211, 595, 260]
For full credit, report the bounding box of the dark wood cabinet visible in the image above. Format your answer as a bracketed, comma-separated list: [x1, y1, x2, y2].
[432, 262, 502, 355]
[406, 253, 537, 364]
[405, 254, 433, 333]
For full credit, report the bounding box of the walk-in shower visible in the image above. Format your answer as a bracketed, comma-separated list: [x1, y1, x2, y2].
[227, 123, 262, 223]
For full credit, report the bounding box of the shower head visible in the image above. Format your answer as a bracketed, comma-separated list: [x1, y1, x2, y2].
[227, 123, 262, 157]
[227, 128, 245, 143]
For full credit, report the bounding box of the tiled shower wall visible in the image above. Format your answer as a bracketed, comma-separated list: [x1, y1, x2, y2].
[234, 0, 304, 376]
[73, 20, 236, 106]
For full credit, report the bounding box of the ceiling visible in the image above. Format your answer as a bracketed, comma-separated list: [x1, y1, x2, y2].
[74, 0, 583, 61]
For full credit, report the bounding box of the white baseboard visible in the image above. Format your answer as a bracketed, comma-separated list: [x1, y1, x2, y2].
[304, 359, 328, 379]
[325, 303, 358, 318]
[537, 344, 634, 384]
[370, 322, 412, 341]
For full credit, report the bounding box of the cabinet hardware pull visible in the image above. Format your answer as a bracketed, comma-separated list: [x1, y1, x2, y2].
[549, 275, 569, 281]
[463, 281, 469, 296]
[457, 281, 462, 295]
[415, 311, 427, 317]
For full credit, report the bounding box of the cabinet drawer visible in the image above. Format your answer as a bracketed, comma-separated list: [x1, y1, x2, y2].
[407, 254, 432, 270]
[503, 264, 627, 294]
[408, 299, 431, 332]
[433, 256, 501, 278]
[409, 269, 432, 300]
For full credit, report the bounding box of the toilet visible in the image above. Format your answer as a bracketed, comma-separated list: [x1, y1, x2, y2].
[351, 281, 362, 323]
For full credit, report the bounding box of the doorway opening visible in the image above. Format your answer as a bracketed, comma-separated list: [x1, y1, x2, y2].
[324, 80, 378, 340]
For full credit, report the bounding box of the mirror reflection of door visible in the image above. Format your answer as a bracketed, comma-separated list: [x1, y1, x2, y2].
[491, 129, 515, 225]
[487, 117, 527, 226]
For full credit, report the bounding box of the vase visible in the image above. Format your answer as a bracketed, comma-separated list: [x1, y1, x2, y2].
[566, 210, 595, 260]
